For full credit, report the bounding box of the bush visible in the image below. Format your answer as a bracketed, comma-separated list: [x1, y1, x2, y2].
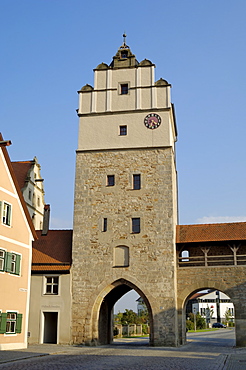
[142, 324, 149, 334]
[186, 320, 194, 331]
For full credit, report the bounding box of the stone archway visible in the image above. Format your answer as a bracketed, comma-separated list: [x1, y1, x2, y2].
[177, 267, 246, 347]
[91, 278, 154, 345]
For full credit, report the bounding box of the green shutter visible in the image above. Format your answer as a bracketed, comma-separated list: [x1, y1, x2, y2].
[5, 252, 12, 273]
[15, 254, 21, 275]
[0, 313, 7, 334]
[16, 314, 22, 334]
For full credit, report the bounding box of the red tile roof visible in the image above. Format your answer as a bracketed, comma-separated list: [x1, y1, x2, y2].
[176, 222, 246, 243]
[32, 230, 72, 272]
[11, 160, 33, 190]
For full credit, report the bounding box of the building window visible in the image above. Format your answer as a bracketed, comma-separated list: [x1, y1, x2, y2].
[181, 250, 189, 262]
[200, 308, 206, 316]
[133, 174, 141, 190]
[120, 83, 128, 95]
[0, 250, 5, 271]
[45, 276, 59, 295]
[119, 125, 127, 136]
[102, 218, 107, 232]
[6, 313, 17, 334]
[132, 218, 140, 233]
[5, 252, 21, 275]
[37, 197, 40, 207]
[107, 175, 115, 186]
[0, 312, 22, 334]
[2, 202, 11, 226]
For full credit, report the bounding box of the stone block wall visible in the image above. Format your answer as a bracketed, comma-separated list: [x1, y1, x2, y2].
[72, 146, 178, 346]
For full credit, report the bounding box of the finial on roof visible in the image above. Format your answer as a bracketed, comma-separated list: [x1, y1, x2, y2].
[120, 32, 129, 50]
[123, 32, 127, 45]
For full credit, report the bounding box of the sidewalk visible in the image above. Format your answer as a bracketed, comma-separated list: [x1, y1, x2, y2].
[0, 344, 72, 364]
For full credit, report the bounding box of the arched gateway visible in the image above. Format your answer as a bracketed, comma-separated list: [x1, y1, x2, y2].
[72, 37, 246, 347]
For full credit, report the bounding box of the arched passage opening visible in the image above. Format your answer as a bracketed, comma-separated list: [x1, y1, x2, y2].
[181, 287, 236, 347]
[95, 279, 153, 345]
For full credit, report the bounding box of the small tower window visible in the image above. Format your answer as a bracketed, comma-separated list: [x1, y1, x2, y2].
[107, 175, 115, 186]
[132, 218, 140, 233]
[121, 50, 128, 59]
[133, 174, 141, 190]
[119, 125, 127, 136]
[120, 84, 128, 95]
[102, 218, 107, 232]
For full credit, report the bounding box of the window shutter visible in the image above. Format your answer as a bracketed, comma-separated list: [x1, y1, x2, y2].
[15, 254, 21, 275]
[5, 252, 12, 273]
[16, 314, 23, 333]
[0, 313, 7, 334]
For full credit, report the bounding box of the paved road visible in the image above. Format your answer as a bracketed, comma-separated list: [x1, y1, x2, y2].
[0, 329, 245, 369]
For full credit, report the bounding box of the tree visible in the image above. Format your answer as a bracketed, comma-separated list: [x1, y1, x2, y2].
[187, 313, 206, 330]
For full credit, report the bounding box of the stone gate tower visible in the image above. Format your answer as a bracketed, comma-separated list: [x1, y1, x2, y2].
[72, 38, 178, 346]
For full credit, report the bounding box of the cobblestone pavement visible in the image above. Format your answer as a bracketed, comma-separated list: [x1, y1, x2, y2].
[0, 330, 245, 369]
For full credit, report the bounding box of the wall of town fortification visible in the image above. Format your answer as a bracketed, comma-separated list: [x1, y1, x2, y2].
[72, 146, 178, 346]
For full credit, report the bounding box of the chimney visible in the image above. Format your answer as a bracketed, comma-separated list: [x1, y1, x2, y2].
[42, 204, 50, 236]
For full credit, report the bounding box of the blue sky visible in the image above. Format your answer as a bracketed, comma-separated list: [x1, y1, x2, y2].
[1, 0, 246, 312]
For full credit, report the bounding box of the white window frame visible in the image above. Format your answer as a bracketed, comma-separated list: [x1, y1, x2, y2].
[44, 276, 59, 295]
[5, 311, 17, 335]
[2, 201, 12, 226]
[0, 249, 6, 272]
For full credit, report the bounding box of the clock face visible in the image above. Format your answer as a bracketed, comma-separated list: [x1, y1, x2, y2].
[144, 113, 161, 129]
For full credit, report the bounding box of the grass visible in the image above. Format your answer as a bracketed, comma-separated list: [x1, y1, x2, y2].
[188, 326, 234, 333]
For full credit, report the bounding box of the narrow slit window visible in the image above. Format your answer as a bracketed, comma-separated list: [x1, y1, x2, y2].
[133, 174, 141, 190]
[2, 202, 11, 226]
[103, 218, 107, 232]
[132, 218, 140, 234]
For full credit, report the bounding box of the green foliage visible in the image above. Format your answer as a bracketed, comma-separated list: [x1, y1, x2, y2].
[187, 313, 206, 329]
[186, 319, 194, 330]
[142, 324, 149, 334]
[114, 308, 149, 325]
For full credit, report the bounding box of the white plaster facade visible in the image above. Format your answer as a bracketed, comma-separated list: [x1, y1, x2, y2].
[191, 290, 234, 323]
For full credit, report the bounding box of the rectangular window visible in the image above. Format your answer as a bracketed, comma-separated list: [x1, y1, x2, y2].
[45, 276, 59, 295]
[103, 218, 107, 232]
[200, 308, 206, 316]
[133, 174, 141, 190]
[5, 252, 21, 275]
[119, 125, 127, 136]
[2, 202, 11, 226]
[0, 250, 5, 271]
[120, 83, 128, 95]
[6, 313, 17, 334]
[107, 175, 115, 186]
[132, 218, 140, 233]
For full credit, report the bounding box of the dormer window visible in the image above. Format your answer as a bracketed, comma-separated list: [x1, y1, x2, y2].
[121, 50, 128, 59]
